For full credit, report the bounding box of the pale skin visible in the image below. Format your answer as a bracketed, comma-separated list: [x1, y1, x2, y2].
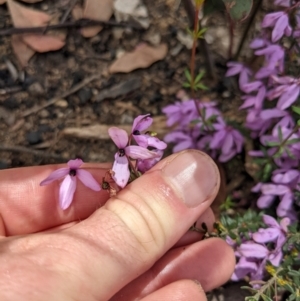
[0, 150, 235, 301]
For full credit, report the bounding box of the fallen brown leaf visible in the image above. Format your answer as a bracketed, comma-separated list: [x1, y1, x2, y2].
[72, 4, 83, 20]
[109, 43, 168, 73]
[7, 0, 66, 66]
[81, 0, 114, 37]
[7, 0, 50, 27]
[23, 35, 65, 52]
[11, 35, 35, 67]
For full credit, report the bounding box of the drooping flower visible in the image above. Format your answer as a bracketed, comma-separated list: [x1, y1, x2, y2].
[108, 127, 160, 188]
[132, 114, 167, 150]
[137, 149, 164, 173]
[40, 159, 101, 210]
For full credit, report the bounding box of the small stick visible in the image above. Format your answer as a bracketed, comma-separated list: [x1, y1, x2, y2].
[22, 73, 100, 117]
[234, 0, 263, 60]
[0, 145, 68, 160]
[60, 0, 78, 24]
[0, 19, 142, 37]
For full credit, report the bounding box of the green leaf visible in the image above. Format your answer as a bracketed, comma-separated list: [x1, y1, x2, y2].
[261, 294, 273, 301]
[183, 82, 191, 88]
[222, 0, 253, 22]
[194, 70, 205, 84]
[265, 141, 280, 147]
[297, 119, 300, 126]
[196, 83, 209, 90]
[288, 270, 300, 277]
[184, 68, 192, 83]
[278, 126, 283, 142]
[292, 106, 300, 115]
[197, 28, 207, 38]
[286, 138, 300, 145]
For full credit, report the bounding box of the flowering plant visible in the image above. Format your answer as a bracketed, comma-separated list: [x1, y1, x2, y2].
[162, 0, 300, 300]
[40, 114, 167, 209]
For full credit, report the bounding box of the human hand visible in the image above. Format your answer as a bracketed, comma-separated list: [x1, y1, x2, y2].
[0, 150, 235, 301]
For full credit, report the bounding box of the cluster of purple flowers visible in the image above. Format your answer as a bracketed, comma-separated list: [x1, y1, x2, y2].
[231, 214, 290, 282]
[163, 100, 244, 162]
[162, 1, 300, 284]
[40, 114, 166, 210]
[224, 1, 300, 282]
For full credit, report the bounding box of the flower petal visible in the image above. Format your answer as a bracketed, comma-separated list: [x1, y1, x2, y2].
[132, 114, 153, 132]
[59, 175, 77, 210]
[108, 127, 128, 149]
[126, 145, 159, 160]
[112, 154, 130, 188]
[67, 159, 83, 169]
[262, 214, 279, 228]
[238, 243, 269, 258]
[77, 169, 101, 191]
[252, 228, 280, 243]
[40, 168, 69, 185]
[277, 84, 300, 110]
[257, 195, 275, 208]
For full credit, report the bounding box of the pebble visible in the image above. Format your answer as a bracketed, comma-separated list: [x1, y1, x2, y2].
[28, 82, 45, 96]
[77, 88, 92, 104]
[55, 99, 68, 108]
[26, 131, 42, 145]
[39, 109, 49, 118]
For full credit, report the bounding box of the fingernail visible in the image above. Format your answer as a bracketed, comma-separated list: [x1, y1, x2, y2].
[162, 150, 219, 208]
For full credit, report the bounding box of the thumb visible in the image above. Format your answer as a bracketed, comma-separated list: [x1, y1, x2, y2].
[65, 150, 220, 300]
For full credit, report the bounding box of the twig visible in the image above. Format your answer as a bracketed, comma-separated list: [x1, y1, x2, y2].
[0, 145, 68, 160]
[0, 19, 143, 37]
[60, 0, 78, 24]
[182, 0, 216, 79]
[0, 86, 23, 95]
[234, 0, 263, 60]
[22, 73, 100, 117]
[227, 14, 235, 59]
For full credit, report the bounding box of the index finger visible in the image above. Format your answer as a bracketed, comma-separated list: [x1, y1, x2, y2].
[0, 163, 111, 236]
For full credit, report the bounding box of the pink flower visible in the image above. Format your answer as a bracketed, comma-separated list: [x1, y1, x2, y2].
[40, 159, 101, 210]
[108, 127, 160, 188]
[132, 114, 167, 150]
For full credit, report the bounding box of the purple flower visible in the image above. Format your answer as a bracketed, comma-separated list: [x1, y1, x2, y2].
[255, 45, 284, 75]
[109, 127, 160, 188]
[240, 85, 266, 110]
[231, 256, 258, 281]
[163, 100, 198, 127]
[252, 214, 290, 248]
[137, 149, 164, 173]
[226, 62, 252, 91]
[254, 169, 300, 218]
[164, 131, 196, 153]
[132, 114, 167, 150]
[246, 109, 273, 137]
[238, 241, 283, 274]
[210, 124, 244, 162]
[40, 159, 101, 210]
[262, 12, 291, 42]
